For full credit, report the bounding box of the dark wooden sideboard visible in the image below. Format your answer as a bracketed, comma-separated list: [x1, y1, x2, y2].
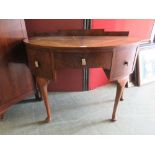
[0, 20, 34, 118]
[24, 36, 140, 122]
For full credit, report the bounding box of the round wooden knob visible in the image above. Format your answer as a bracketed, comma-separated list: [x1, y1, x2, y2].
[124, 61, 128, 66]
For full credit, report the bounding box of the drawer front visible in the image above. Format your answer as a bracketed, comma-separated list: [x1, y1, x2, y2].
[54, 50, 112, 69]
[27, 48, 53, 79]
[54, 52, 84, 69]
[110, 44, 138, 80]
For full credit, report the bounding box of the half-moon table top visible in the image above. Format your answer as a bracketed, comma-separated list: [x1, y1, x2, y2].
[24, 36, 141, 49]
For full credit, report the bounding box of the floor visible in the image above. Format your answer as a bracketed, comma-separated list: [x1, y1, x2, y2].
[0, 82, 155, 135]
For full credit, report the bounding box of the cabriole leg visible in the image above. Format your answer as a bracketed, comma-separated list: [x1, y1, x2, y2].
[36, 76, 51, 123]
[111, 78, 128, 121]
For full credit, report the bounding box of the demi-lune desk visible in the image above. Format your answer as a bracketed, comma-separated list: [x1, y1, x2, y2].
[24, 36, 140, 123]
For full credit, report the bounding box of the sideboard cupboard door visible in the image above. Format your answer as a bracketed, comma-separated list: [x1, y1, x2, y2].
[0, 19, 34, 115]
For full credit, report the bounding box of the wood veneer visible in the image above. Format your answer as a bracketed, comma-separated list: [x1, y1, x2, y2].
[0, 20, 34, 117]
[24, 36, 140, 122]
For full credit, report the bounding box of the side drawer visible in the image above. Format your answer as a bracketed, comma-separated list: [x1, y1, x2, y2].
[27, 48, 53, 79]
[110, 44, 138, 80]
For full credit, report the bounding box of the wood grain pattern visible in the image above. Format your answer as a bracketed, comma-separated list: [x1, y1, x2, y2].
[110, 44, 138, 80]
[0, 20, 34, 116]
[24, 36, 139, 48]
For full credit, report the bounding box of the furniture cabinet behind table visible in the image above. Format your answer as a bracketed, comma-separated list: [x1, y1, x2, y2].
[0, 20, 34, 119]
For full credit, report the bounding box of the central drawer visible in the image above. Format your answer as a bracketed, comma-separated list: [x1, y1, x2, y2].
[54, 51, 113, 69]
[54, 52, 84, 69]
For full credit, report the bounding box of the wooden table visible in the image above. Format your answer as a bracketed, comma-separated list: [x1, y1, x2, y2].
[24, 36, 140, 123]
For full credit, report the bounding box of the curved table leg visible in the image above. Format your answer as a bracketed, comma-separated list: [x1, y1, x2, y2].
[111, 78, 128, 121]
[32, 75, 42, 101]
[36, 77, 51, 123]
[0, 113, 4, 120]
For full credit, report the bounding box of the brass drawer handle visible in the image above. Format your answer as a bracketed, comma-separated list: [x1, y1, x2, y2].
[82, 58, 86, 66]
[35, 61, 39, 68]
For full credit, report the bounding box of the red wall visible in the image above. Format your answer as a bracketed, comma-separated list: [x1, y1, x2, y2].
[88, 19, 155, 90]
[88, 68, 109, 90]
[92, 19, 155, 39]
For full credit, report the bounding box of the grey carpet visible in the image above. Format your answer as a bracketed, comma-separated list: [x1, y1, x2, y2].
[0, 83, 155, 135]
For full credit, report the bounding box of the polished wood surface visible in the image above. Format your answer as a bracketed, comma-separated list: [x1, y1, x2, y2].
[0, 20, 34, 117]
[24, 36, 140, 122]
[25, 36, 139, 48]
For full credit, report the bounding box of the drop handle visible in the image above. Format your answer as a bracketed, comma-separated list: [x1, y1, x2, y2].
[124, 61, 128, 66]
[82, 58, 86, 66]
[34, 61, 39, 68]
